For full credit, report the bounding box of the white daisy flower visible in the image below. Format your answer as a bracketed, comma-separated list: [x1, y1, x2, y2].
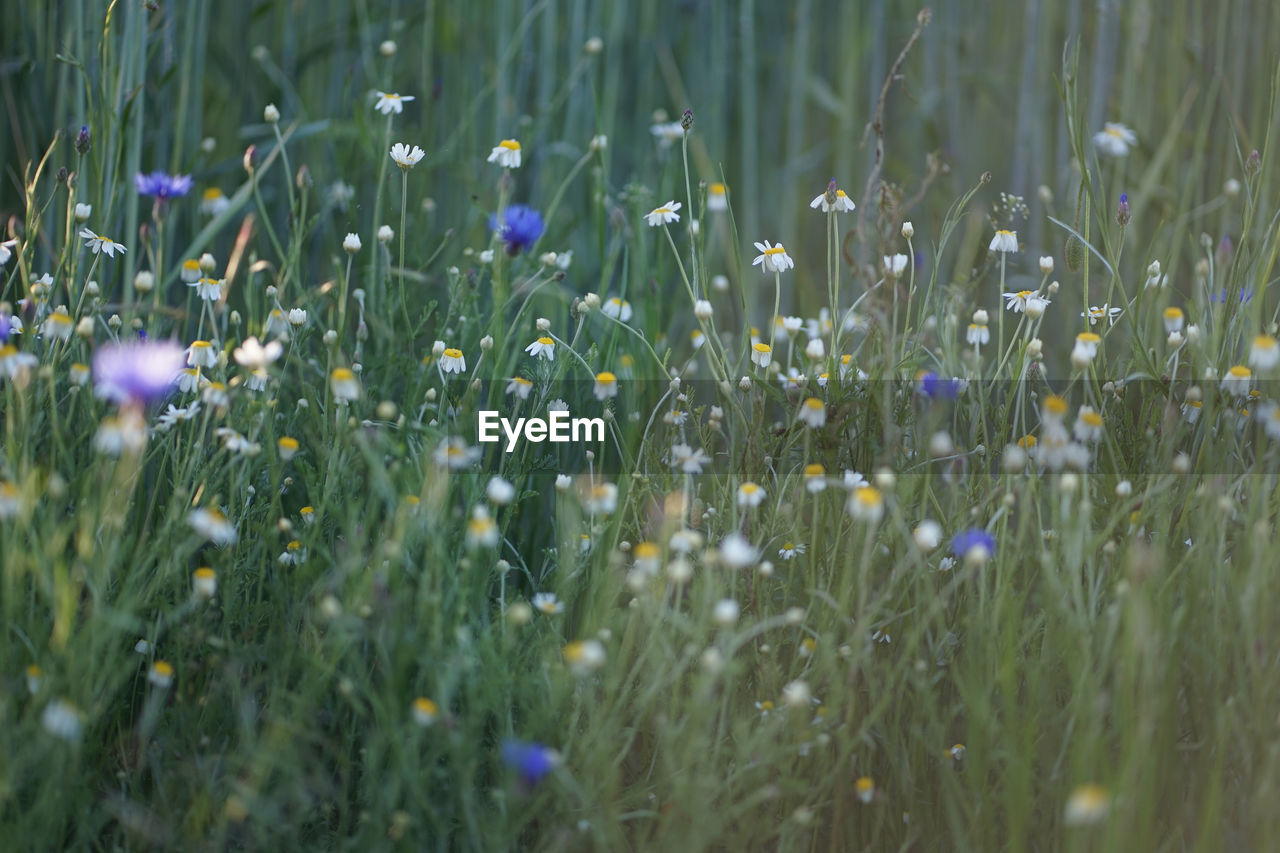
[389, 143, 426, 170]
[966, 323, 990, 346]
[1163, 307, 1185, 334]
[233, 336, 283, 370]
[373, 91, 415, 115]
[330, 367, 361, 401]
[988, 230, 1018, 253]
[185, 340, 218, 368]
[847, 486, 884, 523]
[1081, 304, 1123, 325]
[192, 277, 222, 301]
[487, 139, 522, 168]
[440, 348, 467, 374]
[809, 185, 855, 214]
[707, 182, 728, 211]
[668, 443, 710, 474]
[1221, 364, 1252, 397]
[525, 336, 556, 360]
[602, 298, 633, 322]
[737, 482, 766, 508]
[718, 533, 759, 569]
[644, 200, 682, 227]
[189, 507, 237, 545]
[593, 371, 618, 400]
[752, 240, 794, 273]
[883, 254, 908, 276]
[80, 228, 127, 257]
[1094, 122, 1137, 157]
[1249, 334, 1280, 370]
[506, 376, 534, 399]
[798, 397, 826, 428]
[750, 342, 772, 368]
[532, 592, 563, 615]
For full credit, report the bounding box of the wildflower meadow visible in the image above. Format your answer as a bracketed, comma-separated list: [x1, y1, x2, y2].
[6, 1, 1280, 849]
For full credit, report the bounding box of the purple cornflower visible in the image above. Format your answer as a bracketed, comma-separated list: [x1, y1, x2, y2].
[489, 205, 545, 256]
[501, 738, 559, 785]
[1116, 193, 1129, 226]
[135, 171, 194, 200]
[951, 528, 995, 563]
[93, 340, 186, 404]
[916, 371, 961, 400]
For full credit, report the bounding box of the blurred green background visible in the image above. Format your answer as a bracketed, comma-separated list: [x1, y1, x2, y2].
[4, 0, 1278, 313]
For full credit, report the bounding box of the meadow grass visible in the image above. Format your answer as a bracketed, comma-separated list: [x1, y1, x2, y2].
[4, 1, 1280, 849]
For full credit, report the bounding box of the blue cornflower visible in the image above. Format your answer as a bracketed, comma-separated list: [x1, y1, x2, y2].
[1210, 287, 1253, 305]
[135, 171, 194, 200]
[501, 738, 559, 785]
[951, 528, 995, 563]
[916, 371, 961, 400]
[93, 340, 186, 404]
[489, 205, 544, 255]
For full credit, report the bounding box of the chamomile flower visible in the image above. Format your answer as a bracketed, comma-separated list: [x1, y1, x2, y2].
[1064, 783, 1112, 825]
[809, 180, 855, 213]
[389, 142, 426, 170]
[1258, 401, 1280, 439]
[41, 699, 84, 742]
[988, 229, 1018, 253]
[1250, 334, 1280, 370]
[488, 139, 522, 168]
[1071, 332, 1102, 367]
[373, 91, 415, 115]
[440, 348, 467, 374]
[411, 697, 438, 727]
[798, 397, 826, 428]
[529, 592, 564, 617]
[330, 367, 361, 401]
[1221, 364, 1252, 397]
[192, 277, 222, 301]
[189, 507, 237, 545]
[148, 661, 175, 688]
[525, 336, 556, 360]
[966, 323, 990, 346]
[707, 182, 728, 211]
[434, 437, 481, 469]
[752, 240, 794, 273]
[718, 533, 759, 569]
[233, 336, 283, 371]
[563, 639, 607, 676]
[1094, 122, 1137, 157]
[1074, 407, 1105, 443]
[507, 376, 534, 399]
[669, 443, 711, 474]
[1163, 307, 1185, 334]
[1082, 304, 1123, 325]
[1003, 290, 1035, 312]
[185, 340, 218, 368]
[778, 542, 806, 560]
[690, 329, 706, 350]
[804, 463, 827, 493]
[584, 482, 619, 515]
[751, 342, 773, 368]
[737, 482, 766, 508]
[855, 777, 875, 804]
[602, 298, 633, 322]
[0, 238, 16, 265]
[645, 200, 682, 227]
[465, 507, 500, 548]
[80, 228, 127, 257]
[42, 312, 73, 341]
[847, 486, 884, 523]
[883, 254, 908, 276]
[593, 371, 618, 400]
[913, 520, 944, 551]
[200, 188, 229, 217]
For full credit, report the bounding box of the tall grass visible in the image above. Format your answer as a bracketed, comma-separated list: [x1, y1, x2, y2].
[3, 1, 1280, 849]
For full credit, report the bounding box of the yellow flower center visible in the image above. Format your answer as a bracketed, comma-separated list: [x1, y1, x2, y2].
[152, 661, 174, 678]
[854, 486, 882, 508]
[1229, 365, 1251, 378]
[1077, 332, 1101, 344]
[194, 567, 216, 581]
[596, 371, 616, 384]
[413, 697, 438, 715]
[634, 542, 659, 559]
[1017, 435, 1038, 448]
[1044, 395, 1068, 416]
[537, 336, 554, 346]
[803, 397, 823, 411]
[1254, 334, 1277, 349]
[763, 246, 786, 256]
[202, 188, 224, 201]
[278, 437, 299, 450]
[1165, 307, 1183, 319]
[332, 368, 354, 381]
[709, 183, 726, 195]
[753, 342, 771, 353]
[444, 348, 463, 359]
[804, 463, 825, 477]
[1081, 411, 1104, 427]
[499, 139, 521, 151]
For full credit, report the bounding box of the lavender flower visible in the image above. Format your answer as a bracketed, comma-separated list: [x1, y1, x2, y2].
[93, 340, 186, 404]
[135, 171, 194, 200]
[489, 205, 545, 256]
[501, 738, 559, 785]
